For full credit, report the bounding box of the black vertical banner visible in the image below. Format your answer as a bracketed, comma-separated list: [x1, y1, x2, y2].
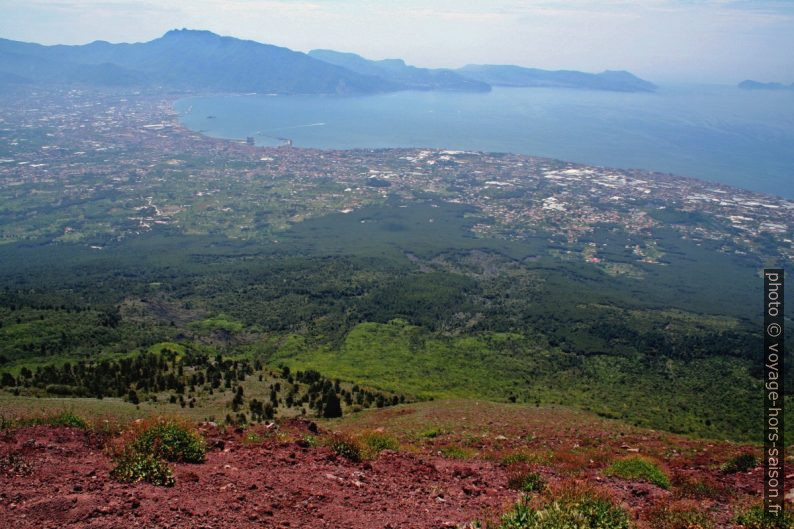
[764, 269, 784, 518]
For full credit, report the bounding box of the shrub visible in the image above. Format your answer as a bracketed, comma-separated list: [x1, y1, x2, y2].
[130, 419, 205, 463]
[419, 427, 446, 439]
[647, 501, 714, 529]
[605, 457, 670, 489]
[363, 432, 399, 454]
[672, 475, 721, 499]
[111, 451, 175, 487]
[43, 411, 88, 429]
[502, 451, 554, 467]
[12, 411, 88, 429]
[330, 435, 361, 462]
[502, 453, 532, 466]
[497, 489, 631, 529]
[721, 453, 758, 474]
[735, 505, 794, 529]
[243, 431, 264, 445]
[507, 471, 546, 493]
[109, 417, 206, 487]
[551, 449, 589, 475]
[440, 445, 470, 459]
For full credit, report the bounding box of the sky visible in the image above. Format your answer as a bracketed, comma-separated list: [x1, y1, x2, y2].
[1, 0, 793, 84]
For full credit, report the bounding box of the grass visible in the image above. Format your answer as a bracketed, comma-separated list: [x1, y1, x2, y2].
[735, 505, 794, 529]
[720, 452, 758, 474]
[494, 485, 631, 529]
[507, 471, 546, 493]
[501, 451, 555, 467]
[501, 453, 532, 465]
[440, 445, 472, 459]
[243, 431, 265, 445]
[0, 410, 88, 430]
[301, 434, 319, 448]
[361, 432, 399, 454]
[647, 500, 714, 529]
[605, 457, 670, 489]
[672, 476, 722, 499]
[0, 395, 160, 424]
[418, 427, 448, 439]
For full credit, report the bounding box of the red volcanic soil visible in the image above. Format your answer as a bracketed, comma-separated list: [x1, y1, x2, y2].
[1, 424, 518, 529]
[0, 404, 780, 529]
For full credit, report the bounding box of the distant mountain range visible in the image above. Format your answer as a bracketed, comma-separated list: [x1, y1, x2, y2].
[738, 79, 794, 90]
[0, 29, 657, 94]
[0, 29, 394, 94]
[457, 64, 657, 92]
[308, 49, 491, 92]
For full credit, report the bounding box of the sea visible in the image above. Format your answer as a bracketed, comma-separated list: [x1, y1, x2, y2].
[174, 85, 794, 199]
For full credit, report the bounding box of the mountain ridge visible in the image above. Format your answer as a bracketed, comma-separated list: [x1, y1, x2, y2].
[0, 29, 395, 94]
[457, 64, 657, 92]
[0, 29, 658, 94]
[308, 49, 491, 92]
[738, 79, 794, 90]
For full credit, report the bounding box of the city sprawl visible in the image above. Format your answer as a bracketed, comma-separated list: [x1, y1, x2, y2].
[0, 89, 790, 271]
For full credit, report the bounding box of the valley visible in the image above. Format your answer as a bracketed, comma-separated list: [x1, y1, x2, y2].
[0, 86, 790, 444]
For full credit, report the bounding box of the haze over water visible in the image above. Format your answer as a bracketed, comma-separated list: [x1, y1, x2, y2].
[176, 85, 794, 199]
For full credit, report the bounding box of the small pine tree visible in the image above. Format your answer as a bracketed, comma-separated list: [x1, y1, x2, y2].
[322, 391, 343, 418]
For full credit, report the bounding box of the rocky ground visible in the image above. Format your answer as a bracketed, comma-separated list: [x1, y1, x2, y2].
[1, 424, 518, 529]
[0, 402, 784, 528]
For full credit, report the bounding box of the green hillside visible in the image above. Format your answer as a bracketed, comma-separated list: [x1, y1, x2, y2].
[0, 199, 787, 442]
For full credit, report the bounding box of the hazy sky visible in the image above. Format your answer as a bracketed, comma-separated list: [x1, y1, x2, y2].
[1, 0, 793, 83]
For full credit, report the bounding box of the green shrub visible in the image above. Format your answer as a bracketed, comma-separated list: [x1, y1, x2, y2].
[502, 453, 532, 466]
[721, 453, 758, 474]
[419, 427, 446, 439]
[440, 445, 470, 459]
[735, 505, 794, 529]
[605, 457, 670, 489]
[41, 411, 88, 429]
[672, 475, 721, 499]
[131, 419, 205, 463]
[109, 418, 206, 487]
[13, 411, 88, 429]
[243, 431, 264, 445]
[502, 451, 554, 467]
[111, 451, 175, 487]
[648, 504, 713, 529]
[507, 471, 546, 493]
[676, 480, 718, 499]
[330, 435, 361, 462]
[363, 433, 399, 454]
[498, 494, 631, 529]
